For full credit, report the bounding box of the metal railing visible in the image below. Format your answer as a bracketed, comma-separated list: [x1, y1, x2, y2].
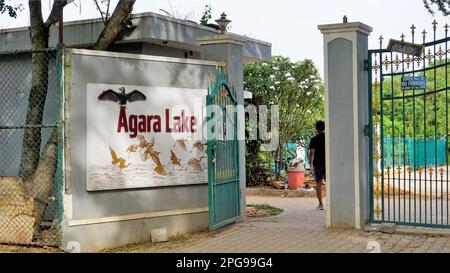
[369, 21, 450, 228]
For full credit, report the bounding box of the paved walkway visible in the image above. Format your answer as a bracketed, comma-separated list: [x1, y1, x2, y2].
[122, 195, 450, 253]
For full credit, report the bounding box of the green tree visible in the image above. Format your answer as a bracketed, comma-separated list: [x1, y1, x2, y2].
[199, 4, 212, 26]
[244, 56, 324, 179]
[0, 0, 22, 18]
[423, 0, 450, 16]
[377, 60, 450, 138]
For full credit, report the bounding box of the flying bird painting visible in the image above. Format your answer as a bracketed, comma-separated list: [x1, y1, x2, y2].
[154, 163, 168, 176]
[173, 139, 189, 152]
[109, 146, 130, 171]
[137, 135, 156, 160]
[125, 144, 138, 158]
[190, 141, 206, 153]
[170, 149, 182, 170]
[188, 156, 206, 172]
[143, 146, 162, 163]
[148, 150, 167, 176]
[98, 87, 146, 106]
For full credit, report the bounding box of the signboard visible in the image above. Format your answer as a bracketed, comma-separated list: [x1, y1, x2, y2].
[387, 39, 424, 57]
[86, 83, 208, 191]
[401, 76, 427, 90]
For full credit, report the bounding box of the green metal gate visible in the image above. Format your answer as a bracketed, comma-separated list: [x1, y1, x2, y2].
[207, 66, 241, 230]
[368, 21, 450, 228]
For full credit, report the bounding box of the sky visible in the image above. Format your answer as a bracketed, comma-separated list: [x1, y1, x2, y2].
[0, 0, 448, 77]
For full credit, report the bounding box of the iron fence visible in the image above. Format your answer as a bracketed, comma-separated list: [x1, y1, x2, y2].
[0, 47, 64, 246]
[369, 21, 450, 228]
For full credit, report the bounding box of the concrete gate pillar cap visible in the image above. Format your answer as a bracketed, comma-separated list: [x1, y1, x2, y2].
[318, 22, 373, 35]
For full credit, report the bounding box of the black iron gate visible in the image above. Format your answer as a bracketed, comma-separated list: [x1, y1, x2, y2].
[368, 21, 450, 228]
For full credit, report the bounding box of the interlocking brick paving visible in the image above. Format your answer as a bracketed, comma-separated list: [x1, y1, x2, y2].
[122, 195, 450, 253]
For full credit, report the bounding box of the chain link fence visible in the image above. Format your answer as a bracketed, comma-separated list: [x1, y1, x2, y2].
[0, 47, 64, 246]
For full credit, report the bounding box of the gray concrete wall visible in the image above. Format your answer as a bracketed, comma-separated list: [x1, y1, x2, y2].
[0, 12, 271, 63]
[142, 43, 201, 59]
[327, 38, 356, 227]
[107, 42, 202, 60]
[62, 213, 207, 252]
[62, 49, 221, 251]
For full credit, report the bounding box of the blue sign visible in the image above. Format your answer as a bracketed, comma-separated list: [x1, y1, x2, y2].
[401, 76, 427, 90]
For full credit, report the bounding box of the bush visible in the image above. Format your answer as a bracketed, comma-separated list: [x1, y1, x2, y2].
[246, 166, 272, 187]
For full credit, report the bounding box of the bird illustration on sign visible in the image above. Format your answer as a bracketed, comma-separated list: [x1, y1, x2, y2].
[173, 138, 189, 152]
[88, 84, 209, 191]
[125, 144, 138, 158]
[188, 156, 205, 172]
[109, 146, 130, 171]
[170, 150, 183, 170]
[190, 141, 206, 153]
[98, 87, 147, 106]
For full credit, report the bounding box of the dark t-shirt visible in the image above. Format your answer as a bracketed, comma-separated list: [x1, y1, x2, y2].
[309, 132, 325, 167]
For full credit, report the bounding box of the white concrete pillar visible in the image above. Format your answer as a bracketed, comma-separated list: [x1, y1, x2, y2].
[318, 22, 373, 229]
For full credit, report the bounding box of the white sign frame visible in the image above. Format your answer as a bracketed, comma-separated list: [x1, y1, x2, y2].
[85, 83, 208, 191]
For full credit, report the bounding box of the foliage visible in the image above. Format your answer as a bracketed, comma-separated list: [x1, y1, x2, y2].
[199, 4, 212, 26]
[376, 60, 450, 138]
[246, 166, 272, 187]
[244, 56, 324, 179]
[423, 0, 450, 16]
[0, 0, 23, 18]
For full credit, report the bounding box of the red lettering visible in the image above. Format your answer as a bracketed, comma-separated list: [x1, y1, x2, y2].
[165, 109, 172, 132]
[138, 115, 147, 132]
[181, 110, 190, 132]
[173, 116, 181, 132]
[129, 115, 138, 138]
[190, 116, 197, 133]
[117, 106, 128, 133]
[153, 115, 161, 132]
[146, 115, 153, 132]
[117, 108, 198, 137]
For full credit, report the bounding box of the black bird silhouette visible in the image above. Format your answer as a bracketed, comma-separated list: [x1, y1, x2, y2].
[98, 87, 146, 106]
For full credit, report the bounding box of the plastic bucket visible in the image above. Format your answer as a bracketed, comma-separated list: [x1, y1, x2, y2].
[288, 170, 305, 190]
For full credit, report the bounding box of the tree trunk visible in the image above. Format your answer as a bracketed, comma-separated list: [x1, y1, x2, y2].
[19, 0, 49, 184]
[31, 130, 58, 233]
[273, 146, 280, 179]
[20, 0, 137, 236]
[19, 49, 50, 184]
[92, 0, 136, 51]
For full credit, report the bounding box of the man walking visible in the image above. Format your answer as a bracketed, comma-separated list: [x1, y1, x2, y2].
[309, 120, 325, 210]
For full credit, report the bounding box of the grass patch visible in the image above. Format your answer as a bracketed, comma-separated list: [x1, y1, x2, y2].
[247, 203, 284, 215]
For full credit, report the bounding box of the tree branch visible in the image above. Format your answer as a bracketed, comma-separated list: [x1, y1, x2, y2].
[105, 0, 111, 20]
[93, 0, 106, 25]
[45, 0, 67, 28]
[92, 0, 136, 51]
[28, 0, 46, 47]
